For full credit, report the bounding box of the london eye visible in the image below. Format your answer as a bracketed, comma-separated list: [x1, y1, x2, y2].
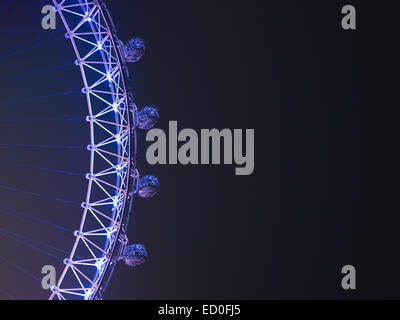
[0, 0, 158, 300]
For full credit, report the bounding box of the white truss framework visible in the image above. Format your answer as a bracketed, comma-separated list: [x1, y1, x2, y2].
[49, 0, 134, 300]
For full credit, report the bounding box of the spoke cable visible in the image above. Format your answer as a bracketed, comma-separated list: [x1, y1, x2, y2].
[0, 89, 81, 104]
[0, 184, 81, 205]
[0, 254, 41, 282]
[0, 144, 85, 149]
[0, 13, 46, 34]
[0, 160, 84, 176]
[0, 204, 73, 234]
[0, 229, 64, 261]
[0, 35, 65, 61]
[0, 287, 16, 300]
[0, 117, 84, 122]
[0, 62, 75, 81]
[0, 29, 61, 57]
[0, 227, 71, 257]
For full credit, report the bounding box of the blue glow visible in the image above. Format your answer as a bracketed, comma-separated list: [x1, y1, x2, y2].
[106, 71, 112, 82]
[84, 289, 94, 300]
[112, 197, 119, 208]
[95, 258, 106, 271]
[115, 133, 121, 144]
[84, 12, 92, 22]
[112, 102, 118, 112]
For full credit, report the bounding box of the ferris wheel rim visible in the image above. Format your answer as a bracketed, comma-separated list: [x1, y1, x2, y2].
[48, 0, 136, 300]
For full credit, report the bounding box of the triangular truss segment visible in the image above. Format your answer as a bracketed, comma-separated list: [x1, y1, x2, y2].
[50, 0, 134, 300]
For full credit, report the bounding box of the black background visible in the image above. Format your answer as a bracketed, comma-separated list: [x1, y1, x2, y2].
[107, 0, 399, 299]
[0, 0, 399, 300]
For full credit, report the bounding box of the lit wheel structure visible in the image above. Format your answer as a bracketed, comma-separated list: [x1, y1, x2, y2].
[49, 0, 159, 300]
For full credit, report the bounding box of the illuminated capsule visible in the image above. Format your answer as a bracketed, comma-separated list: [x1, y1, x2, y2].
[122, 243, 148, 267]
[138, 175, 160, 198]
[137, 105, 159, 130]
[123, 37, 146, 63]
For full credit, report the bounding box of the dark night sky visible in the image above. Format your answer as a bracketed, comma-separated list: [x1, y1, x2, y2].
[0, 0, 399, 300]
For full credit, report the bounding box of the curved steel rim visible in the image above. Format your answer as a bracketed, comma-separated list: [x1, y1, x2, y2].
[49, 0, 133, 300]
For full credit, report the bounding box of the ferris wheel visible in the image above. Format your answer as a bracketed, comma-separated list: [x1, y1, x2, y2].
[50, 0, 160, 300]
[0, 0, 159, 300]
